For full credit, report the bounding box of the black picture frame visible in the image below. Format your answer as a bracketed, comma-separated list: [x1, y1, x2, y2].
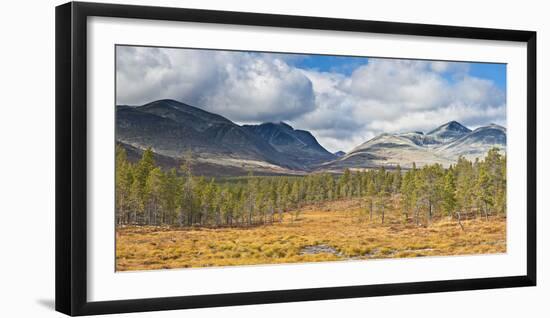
[55, 1, 537, 316]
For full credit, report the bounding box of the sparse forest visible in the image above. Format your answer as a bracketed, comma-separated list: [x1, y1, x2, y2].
[115, 145, 506, 228]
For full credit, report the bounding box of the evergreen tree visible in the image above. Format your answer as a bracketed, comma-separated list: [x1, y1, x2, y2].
[392, 165, 402, 193]
[115, 145, 134, 224]
[161, 168, 181, 225]
[496, 155, 507, 215]
[290, 181, 301, 221]
[441, 170, 457, 217]
[455, 156, 474, 219]
[114, 145, 505, 228]
[144, 167, 164, 225]
[421, 164, 444, 223]
[377, 188, 390, 224]
[179, 151, 195, 225]
[134, 148, 156, 224]
[400, 169, 415, 222]
[339, 168, 352, 198]
[412, 163, 424, 225]
[366, 181, 377, 221]
[476, 164, 493, 220]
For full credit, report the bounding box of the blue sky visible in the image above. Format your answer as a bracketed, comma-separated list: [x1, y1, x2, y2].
[117, 46, 507, 152]
[289, 53, 506, 90]
[290, 55, 369, 76]
[469, 63, 506, 90]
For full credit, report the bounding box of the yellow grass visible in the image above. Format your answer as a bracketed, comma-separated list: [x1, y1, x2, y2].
[116, 198, 506, 271]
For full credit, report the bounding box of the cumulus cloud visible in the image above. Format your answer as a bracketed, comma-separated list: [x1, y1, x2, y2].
[116, 46, 315, 122]
[116, 47, 506, 153]
[290, 59, 505, 151]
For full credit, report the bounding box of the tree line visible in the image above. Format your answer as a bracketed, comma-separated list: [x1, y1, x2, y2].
[116, 145, 506, 227]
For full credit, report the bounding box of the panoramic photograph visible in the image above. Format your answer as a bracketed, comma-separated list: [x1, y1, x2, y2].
[115, 45, 507, 271]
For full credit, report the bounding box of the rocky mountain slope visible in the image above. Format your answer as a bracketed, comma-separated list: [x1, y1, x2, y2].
[426, 120, 472, 143]
[320, 121, 506, 171]
[434, 124, 506, 160]
[242, 122, 336, 167]
[116, 99, 333, 174]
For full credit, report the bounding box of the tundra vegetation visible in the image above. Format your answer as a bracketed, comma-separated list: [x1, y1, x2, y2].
[115, 146, 506, 271]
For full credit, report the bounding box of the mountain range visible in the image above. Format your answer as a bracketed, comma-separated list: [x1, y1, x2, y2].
[116, 99, 335, 175]
[322, 121, 506, 171]
[116, 99, 506, 175]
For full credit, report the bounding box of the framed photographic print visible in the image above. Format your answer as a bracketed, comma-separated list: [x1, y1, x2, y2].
[55, 1, 536, 316]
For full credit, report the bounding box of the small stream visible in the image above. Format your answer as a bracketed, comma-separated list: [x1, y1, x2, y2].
[299, 244, 342, 256]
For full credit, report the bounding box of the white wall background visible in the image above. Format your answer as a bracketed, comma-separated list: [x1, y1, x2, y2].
[0, 0, 546, 317]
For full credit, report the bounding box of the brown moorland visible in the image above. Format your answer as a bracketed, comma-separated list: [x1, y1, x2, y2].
[116, 198, 506, 271]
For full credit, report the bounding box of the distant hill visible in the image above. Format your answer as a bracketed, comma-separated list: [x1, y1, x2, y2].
[116, 99, 332, 175]
[319, 121, 506, 171]
[334, 151, 346, 157]
[242, 122, 336, 167]
[427, 120, 472, 143]
[434, 124, 506, 160]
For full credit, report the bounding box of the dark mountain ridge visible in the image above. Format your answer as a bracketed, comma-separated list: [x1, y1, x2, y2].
[242, 122, 336, 167]
[426, 120, 472, 143]
[116, 99, 333, 173]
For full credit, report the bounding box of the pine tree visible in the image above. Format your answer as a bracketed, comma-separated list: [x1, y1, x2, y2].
[290, 181, 301, 221]
[144, 167, 164, 225]
[392, 165, 402, 193]
[411, 163, 424, 225]
[455, 156, 474, 219]
[476, 164, 493, 221]
[339, 168, 352, 198]
[161, 168, 181, 225]
[255, 181, 268, 224]
[485, 148, 505, 216]
[133, 148, 156, 224]
[179, 150, 195, 226]
[366, 181, 377, 221]
[441, 170, 457, 217]
[246, 172, 258, 225]
[400, 170, 415, 222]
[377, 188, 390, 224]
[495, 155, 507, 215]
[115, 145, 134, 224]
[375, 167, 386, 192]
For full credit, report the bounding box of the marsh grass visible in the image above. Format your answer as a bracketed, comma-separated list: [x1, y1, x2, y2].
[116, 198, 506, 271]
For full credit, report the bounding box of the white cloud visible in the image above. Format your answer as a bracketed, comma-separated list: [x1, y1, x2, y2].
[289, 59, 505, 151]
[116, 46, 315, 122]
[117, 47, 506, 153]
